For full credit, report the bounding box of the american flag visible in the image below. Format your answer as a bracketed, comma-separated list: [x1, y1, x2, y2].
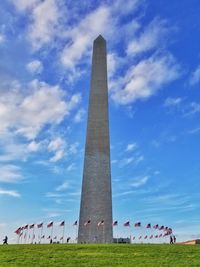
[60, 221, 65, 227]
[134, 222, 141, 227]
[30, 224, 35, 229]
[97, 220, 104, 226]
[37, 223, 43, 228]
[47, 222, 53, 228]
[84, 220, 91, 226]
[112, 221, 118, 226]
[124, 221, 130, 227]
[146, 223, 151, 228]
[73, 220, 78, 226]
[153, 224, 159, 229]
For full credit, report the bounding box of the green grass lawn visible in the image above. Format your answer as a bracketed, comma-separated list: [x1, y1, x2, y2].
[0, 244, 200, 267]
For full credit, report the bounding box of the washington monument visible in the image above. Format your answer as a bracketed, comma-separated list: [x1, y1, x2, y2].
[78, 35, 113, 243]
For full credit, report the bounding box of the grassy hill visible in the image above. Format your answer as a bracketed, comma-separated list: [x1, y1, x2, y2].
[0, 244, 200, 267]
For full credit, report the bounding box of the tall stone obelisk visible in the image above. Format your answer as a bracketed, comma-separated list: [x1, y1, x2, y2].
[78, 35, 113, 243]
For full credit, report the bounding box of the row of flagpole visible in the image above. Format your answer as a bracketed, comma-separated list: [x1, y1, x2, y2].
[14, 220, 173, 244]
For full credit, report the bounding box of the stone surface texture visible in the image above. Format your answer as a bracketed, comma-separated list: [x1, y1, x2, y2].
[78, 35, 113, 243]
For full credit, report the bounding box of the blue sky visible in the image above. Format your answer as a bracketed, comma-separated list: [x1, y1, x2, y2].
[0, 0, 200, 243]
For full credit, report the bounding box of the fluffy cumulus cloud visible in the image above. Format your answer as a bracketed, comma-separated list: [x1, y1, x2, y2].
[61, 6, 110, 70]
[13, 0, 64, 50]
[26, 60, 43, 74]
[0, 80, 81, 140]
[111, 54, 180, 105]
[127, 18, 169, 56]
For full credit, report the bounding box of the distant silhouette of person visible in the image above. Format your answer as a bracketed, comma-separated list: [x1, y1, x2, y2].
[66, 237, 70, 243]
[173, 235, 176, 243]
[3, 236, 8, 245]
[170, 235, 173, 244]
[50, 238, 52, 244]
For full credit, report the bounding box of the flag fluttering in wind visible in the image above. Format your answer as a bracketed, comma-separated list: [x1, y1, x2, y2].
[146, 223, 151, 228]
[134, 222, 141, 227]
[47, 236, 51, 239]
[97, 220, 104, 227]
[153, 224, 159, 229]
[60, 237, 63, 240]
[124, 221, 130, 227]
[41, 235, 45, 239]
[159, 234, 162, 238]
[144, 235, 148, 239]
[155, 235, 158, 238]
[73, 220, 78, 226]
[24, 225, 28, 230]
[139, 236, 142, 240]
[112, 221, 118, 226]
[149, 235, 153, 239]
[47, 222, 53, 228]
[84, 220, 91, 226]
[132, 236, 135, 240]
[37, 223, 43, 228]
[60, 221, 65, 227]
[15, 227, 21, 235]
[159, 225, 164, 230]
[30, 224, 34, 229]
[54, 236, 57, 239]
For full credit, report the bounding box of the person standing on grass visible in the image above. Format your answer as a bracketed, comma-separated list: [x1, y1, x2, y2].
[170, 235, 173, 244]
[3, 236, 8, 245]
[173, 235, 176, 243]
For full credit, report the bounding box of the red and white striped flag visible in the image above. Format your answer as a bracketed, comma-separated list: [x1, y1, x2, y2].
[144, 235, 148, 239]
[37, 223, 43, 228]
[60, 221, 65, 227]
[97, 220, 104, 227]
[14, 227, 21, 235]
[134, 222, 141, 227]
[112, 221, 118, 226]
[124, 221, 130, 227]
[84, 220, 91, 226]
[146, 223, 151, 228]
[30, 224, 35, 229]
[47, 222, 53, 228]
[73, 220, 78, 226]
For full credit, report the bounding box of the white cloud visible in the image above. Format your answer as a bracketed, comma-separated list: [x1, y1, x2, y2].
[56, 181, 70, 191]
[13, 0, 40, 11]
[67, 163, 76, 172]
[111, 54, 180, 105]
[26, 60, 43, 74]
[50, 150, 64, 162]
[0, 164, 23, 183]
[126, 142, 137, 152]
[27, 141, 41, 152]
[131, 175, 150, 188]
[127, 18, 169, 56]
[61, 6, 110, 70]
[189, 65, 200, 86]
[73, 108, 85, 123]
[0, 79, 81, 140]
[48, 137, 65, 162]
[164, 97, 183, 107]
[183, 102, 200, 116]
[27, 0, 63, 50]
[0, 188, 21, 197]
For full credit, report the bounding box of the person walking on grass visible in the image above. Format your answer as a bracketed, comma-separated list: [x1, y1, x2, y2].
[3, 236, 8, 245]
[170, 235, 173, 244]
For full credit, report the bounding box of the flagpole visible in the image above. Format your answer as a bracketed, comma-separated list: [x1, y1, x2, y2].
[51, 225, 53, 241]
[62, 224, 65, 244]
[40, 226, 43, 244]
